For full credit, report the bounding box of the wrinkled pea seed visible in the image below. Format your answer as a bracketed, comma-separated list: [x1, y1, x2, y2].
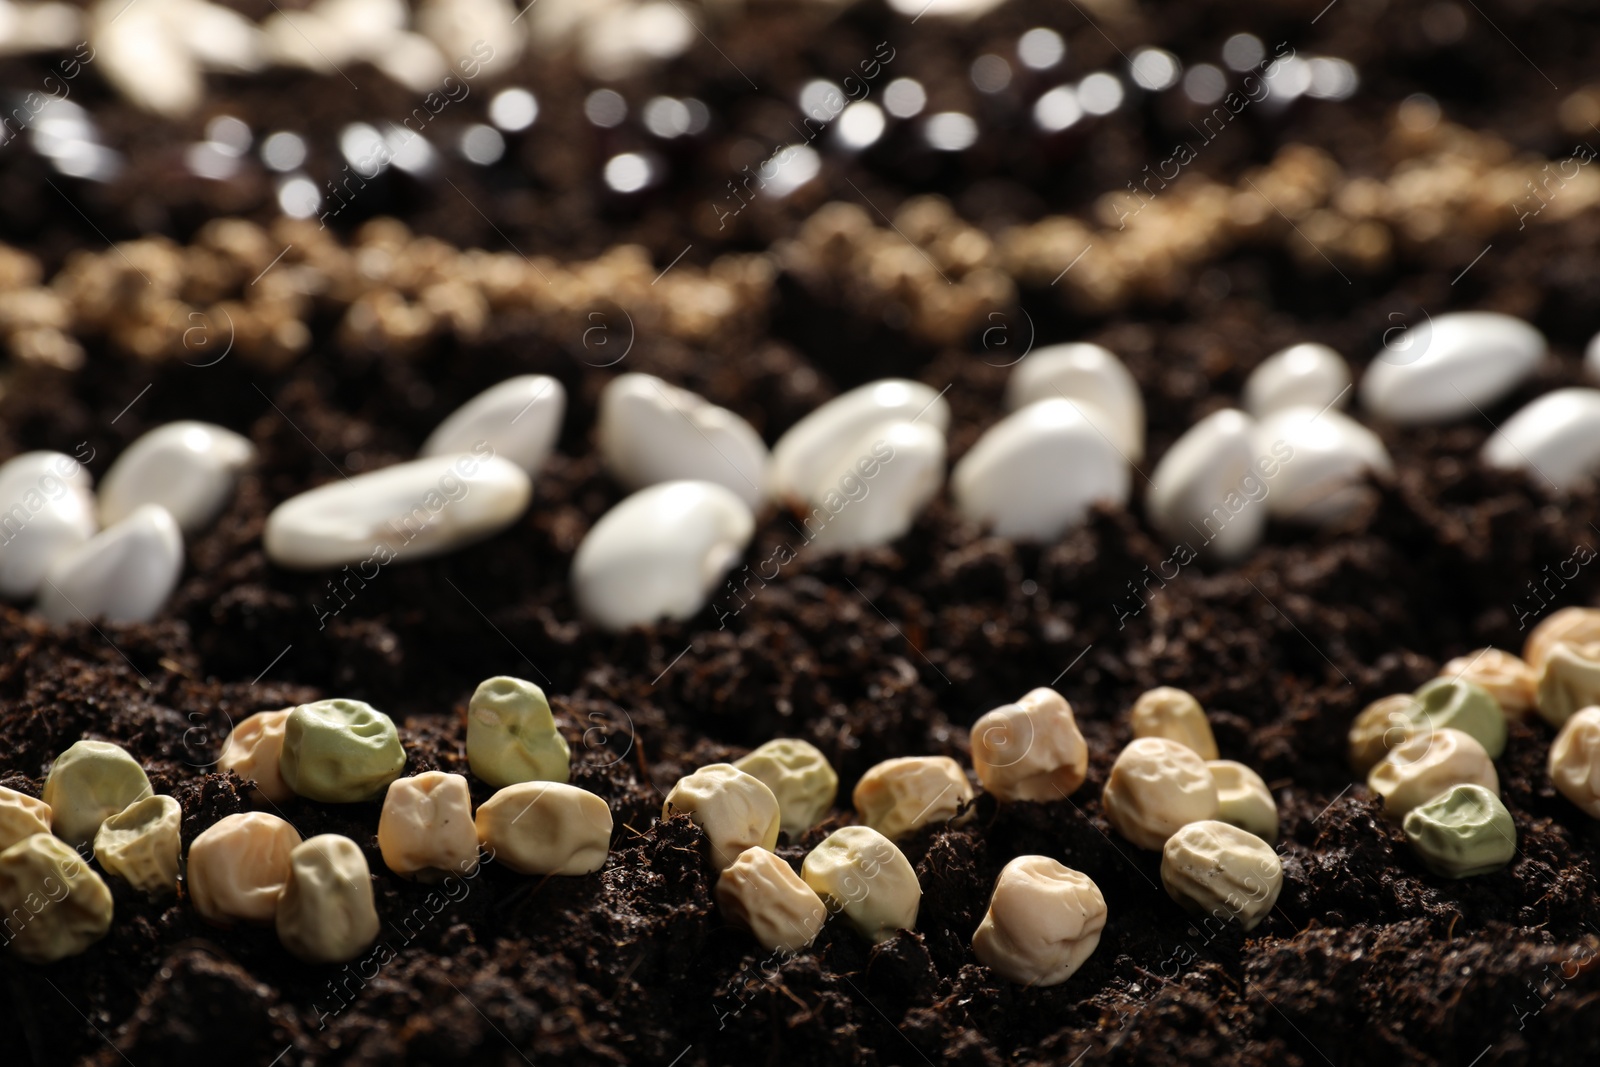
[217, 709, 294, 804]
[1348, 694, 1422, 775]
[378, 772, 480, 882]
[1367, 728, 1499, 820]
[466, 676, 570, 788]
[1407, 676, 1507, 758]
[1548, 706, 1600, 819]
[1130, 687, 1218, 760]
[1102, 738, 1220, 850]
[94, 794, 181, 895]
[733, 739, 838, 837]
[1534, 642, 1600, 729]
[852, 756, 973, 841]
[664, 764, 780, 871]
[716, 846, 828, 953]
[475, 781, 612, 876]
[187, 811, 302, 925]
[1523, 606, 1600, 671]
[1401, 783, 1516, 878]
[969, 688, 1089, 802]
[1160, 820, 1282, 931]
[1439, 648, 1534, 718]
[0, 833, 113, 963]
[1206, 760, 1279, 844]
[801, 825, 920, 944]
[279, 699, 406, 803]
[971, 855, 1107, 986]
[42, 740, 152, 847]
[0, 785, 52, 853]
[276, 834, 381, 964]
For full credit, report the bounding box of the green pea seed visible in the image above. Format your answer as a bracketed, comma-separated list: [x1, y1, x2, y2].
[466, 676, 570, 788]
[1407, 677, 1507, 758]
[41, 740, 152, 847]
[733, 739, 837, 836]
[1402, 783, 1516, 878]
[279, 699, 406, 803]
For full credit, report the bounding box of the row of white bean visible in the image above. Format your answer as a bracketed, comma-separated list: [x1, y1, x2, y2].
[2, 308, 1590, 630]
[560, 309, 1586, 628]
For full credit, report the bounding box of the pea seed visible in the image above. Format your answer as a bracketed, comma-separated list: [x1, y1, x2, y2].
[733, 739, 837, 836]
[217, 709, 294, 804]
[465, 676, 570, 788]
[1438, 648, 1534, 717]
[852, 756, 973, 841]
[187, 811, 302, 925]
[1160, 820, 1282, 931]
[1348, 694, 1421, 775]
[716, 846, 827, 953]
[1102, 738, 1219, 850]
[1130, 687, 1218, 760]
[1407, 677, 1506, 758]
[94, 795, 181, 895]
[1367, 728, 1498, 820]
[970, 688, 1089, 802]
[1547, 706, 1600, 819]
[475, 781, 613, 876]
[276, 835, 381, 964]
[1534, 643, 1600, 729]
[378, 772, 480, 881]
[1401, 784, 1516, 878]
[801, 826, 919, 944]
[0, 833, 113, 963]
[0, 785, 52, 853]
[972, 855, 1106, 985]
[1206, 760, 1279, 844]
[279, 699, 406, 803]
[41, 740, 152, 847]
[664, 764, 780, 870]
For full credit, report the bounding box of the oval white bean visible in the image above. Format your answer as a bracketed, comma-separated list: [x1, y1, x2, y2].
[0, 451, 97, 599]
[598, 373, 768, 511]
[37, 505, 183, 625]
[571, 480, 754, 631]
[770, 379, 948, 506]
[421, 375, 565, 477]
[264, 452, 531, 570]
[952, 398, 1130, 541]
[1360, 311, 1544, 424]
[1253, 406, 1391, 525]
[1006, 343, 1145, 460]
[805, 421, 944, 553]
[1244, 343, 1350, 418]
[98, 421, 254, 534]
[1146, 409, 1265, 562]
[1482, 388, 1600, 490]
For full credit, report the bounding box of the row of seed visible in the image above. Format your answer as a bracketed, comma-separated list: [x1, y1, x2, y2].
[21, 621, 1589, 972]
[0, 677, 1279, 985]
[8, 304, 1582, 637]
[0, 675, 609, 964]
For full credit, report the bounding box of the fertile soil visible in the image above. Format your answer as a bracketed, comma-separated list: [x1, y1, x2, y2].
[3, 1, 1600, 1065]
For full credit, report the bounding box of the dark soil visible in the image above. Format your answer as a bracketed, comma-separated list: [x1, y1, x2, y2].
[3, 1, 1600, 1066]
